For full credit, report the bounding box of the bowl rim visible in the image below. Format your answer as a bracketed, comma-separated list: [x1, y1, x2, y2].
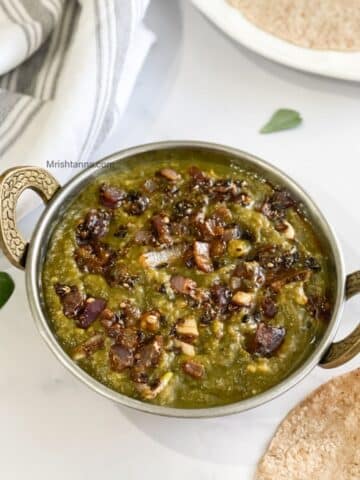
[26, 140, 346, 418]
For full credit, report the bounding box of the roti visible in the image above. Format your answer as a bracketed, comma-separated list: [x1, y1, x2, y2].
[256, 369, 360, 480]
[228, 1, 360, 52]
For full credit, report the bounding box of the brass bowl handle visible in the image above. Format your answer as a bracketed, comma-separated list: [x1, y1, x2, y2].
[0, 167, 60, 269]
[320, 271, 360, 368]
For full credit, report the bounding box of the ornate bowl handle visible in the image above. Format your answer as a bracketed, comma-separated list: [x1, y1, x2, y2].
[320, 271, 360, 368]
[0, 167, 60, 269]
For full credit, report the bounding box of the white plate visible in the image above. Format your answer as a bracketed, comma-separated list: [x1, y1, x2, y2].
[191, 0, 360, 82]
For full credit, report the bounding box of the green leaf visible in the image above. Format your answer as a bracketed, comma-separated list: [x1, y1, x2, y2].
[0, 272, 15, 308]
[260, 109, 302, 134]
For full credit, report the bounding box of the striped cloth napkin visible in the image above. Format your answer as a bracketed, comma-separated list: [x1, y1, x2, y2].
[0, 0, 154, 187]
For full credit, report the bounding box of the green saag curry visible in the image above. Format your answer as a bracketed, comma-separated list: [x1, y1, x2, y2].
[43, 149, 333, 408]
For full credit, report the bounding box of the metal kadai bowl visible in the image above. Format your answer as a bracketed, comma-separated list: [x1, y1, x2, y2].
[0, 141, 359, 418]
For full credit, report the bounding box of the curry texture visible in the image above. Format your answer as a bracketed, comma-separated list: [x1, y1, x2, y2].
[43, 149, 333, 408]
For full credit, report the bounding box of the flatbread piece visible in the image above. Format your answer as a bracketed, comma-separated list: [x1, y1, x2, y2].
[228, 1, 360, 52]
[256, 369, 360, 480]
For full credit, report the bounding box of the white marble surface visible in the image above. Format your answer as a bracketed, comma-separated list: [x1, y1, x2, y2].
[1, 1, 360, 479]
